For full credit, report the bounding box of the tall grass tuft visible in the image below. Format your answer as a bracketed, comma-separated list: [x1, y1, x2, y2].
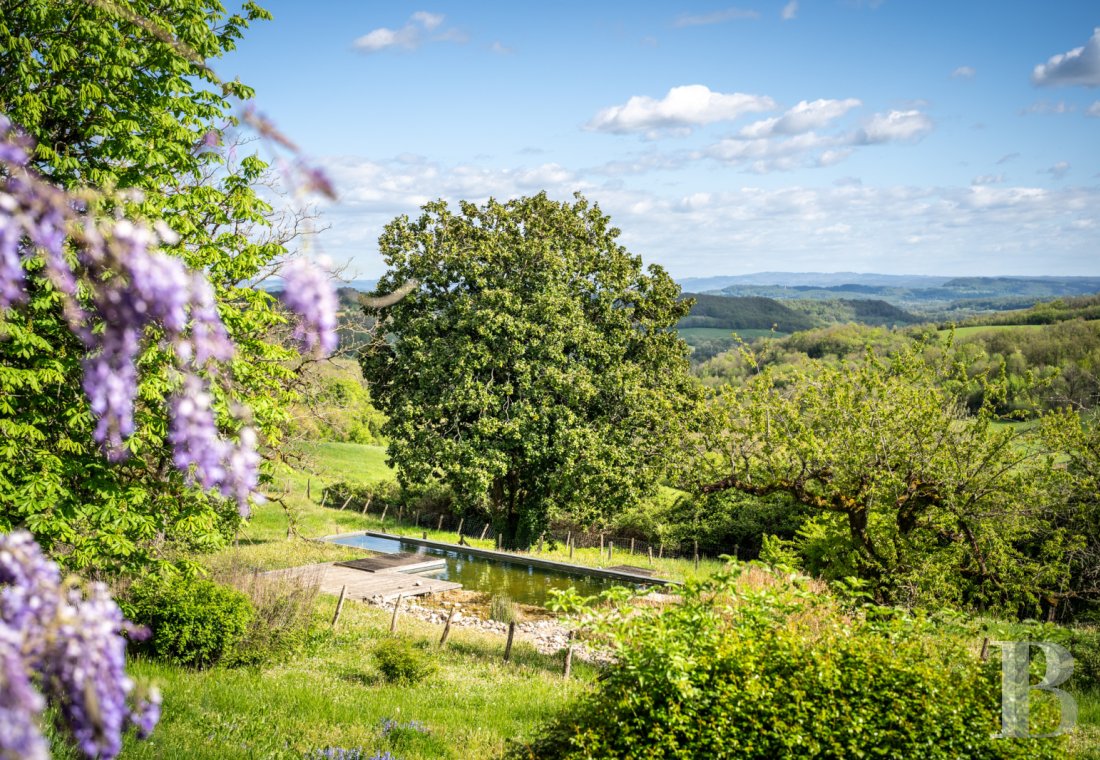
[216, 565, 322, 666]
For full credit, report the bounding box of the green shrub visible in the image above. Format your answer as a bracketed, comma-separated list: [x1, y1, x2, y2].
[512, 565, 1066, 759]
[373, 637, 437, 684]
[124, 575, 254, 668]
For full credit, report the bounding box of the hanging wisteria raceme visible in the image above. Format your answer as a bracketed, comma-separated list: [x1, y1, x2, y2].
[282, 255, 339, 356]
[0, 531, 157, 760]
[0, 113, 337, 510]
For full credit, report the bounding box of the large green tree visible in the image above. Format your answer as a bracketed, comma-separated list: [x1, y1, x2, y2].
[0, 0, 300, 572]
[361, 193, 700, 549]
[689, 348, 1067, 614]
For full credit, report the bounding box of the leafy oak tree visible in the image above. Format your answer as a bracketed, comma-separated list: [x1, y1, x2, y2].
[0, 1, 302, 572]
[361, 193, 700, 549]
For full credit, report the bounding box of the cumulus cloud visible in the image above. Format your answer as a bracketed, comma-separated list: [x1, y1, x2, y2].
[951, 66, 976, 79]
[1087, 101, 1100, 117]
[782, 1, 799, 21]
[586, 85, 777, 136]
[354, 11, 462, 53]
[307, 152, 1100, 280]
[1032, 28, 1100, 87]
[695, 106, 933, 172]
[854, 109, 934, 144]
[674, 7, 759, 26]
[738, 98, 862, 138]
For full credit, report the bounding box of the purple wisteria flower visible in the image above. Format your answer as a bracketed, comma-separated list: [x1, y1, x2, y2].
[0, 532, 157, 760]
[1, 113, 339, 510]
[282, 256, 339, 356]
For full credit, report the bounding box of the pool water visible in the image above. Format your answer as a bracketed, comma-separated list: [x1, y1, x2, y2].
[327, 533, 622, 607]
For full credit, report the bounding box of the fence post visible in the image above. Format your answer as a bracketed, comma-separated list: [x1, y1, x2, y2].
[630, 537, 635, 555]
[437, 514, 445, 531]
[389, 594, 402, 634]
[456, 517, 464, 538]
[307, 478, 311, 500]
[330, 584, 347, 628]
[694, 539, 699, 571]
[538, 533, 544, 554]
[320, 490, 327, 507]
[608, 541, 613, 562]
[503, 621, 516, 662]
[340, 495, 352, 511]
[569, 540, 574, 560]
[563, 630, 574, 679]
[380, 505, 388, 525]
[415, 512, 420, 527]
[599, 534, 604, 553]
[479, 524, 489, 541]
[439, 606, 456, 647]
[648, 546, 654, 566]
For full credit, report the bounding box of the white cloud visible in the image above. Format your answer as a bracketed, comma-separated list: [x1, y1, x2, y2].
[354, 11, 462, 53]
[855, 109, 934, 144]
[1087, 101, 1100, 117]
[674, 7, 759, 27]
[490, 41, 514, 55]
[309, 153, 1100, 280]
[739, 98, 862, 137]
[1022, 100, 1075, 115]
[951, 66, 976, 79]
[781, 1, 799, 21]
[1044, 161, 1071, 179]
[996, 152, 1021, 165]
[586, 85, 777, 136]
[1032, 28, 1100, 87]
[971, 173, 1005, 186]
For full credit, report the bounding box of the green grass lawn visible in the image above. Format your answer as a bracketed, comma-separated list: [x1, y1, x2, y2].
[120, 600, 593, 760]
[940, 324, 1047, 340]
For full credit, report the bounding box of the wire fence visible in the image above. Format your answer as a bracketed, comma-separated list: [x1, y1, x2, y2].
[315, 479, 720, 563]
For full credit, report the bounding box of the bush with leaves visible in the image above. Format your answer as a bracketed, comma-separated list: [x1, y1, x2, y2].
[123, 575, 254, 668]
[513, 565, 1066, 759]
[373, 637, 436, 685]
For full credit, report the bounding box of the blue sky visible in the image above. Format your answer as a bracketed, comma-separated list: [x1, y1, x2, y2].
[223, 1, 1100, 280]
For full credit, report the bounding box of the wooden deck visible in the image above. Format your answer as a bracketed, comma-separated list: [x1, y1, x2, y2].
[336, 553, 446, 574]
[265, 562, 460, 602]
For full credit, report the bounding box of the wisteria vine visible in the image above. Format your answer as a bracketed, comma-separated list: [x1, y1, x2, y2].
[0, 113, 338, 513]
[1, 109, 340, 758]
[0, 531, 161, 760]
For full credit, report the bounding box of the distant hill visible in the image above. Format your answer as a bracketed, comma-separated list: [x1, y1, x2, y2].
[684, 273, 1100, 317]
[679, 294, 816, 333]
[786, 298, 920, 327]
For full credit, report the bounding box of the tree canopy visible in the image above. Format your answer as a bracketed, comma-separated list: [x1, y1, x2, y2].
[688, 347, 1073, 614]
[361, 193, 701, 548]
[0, 0, 302, 572]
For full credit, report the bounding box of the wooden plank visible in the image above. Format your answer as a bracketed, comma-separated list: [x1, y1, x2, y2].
[336, 553, 445, 573]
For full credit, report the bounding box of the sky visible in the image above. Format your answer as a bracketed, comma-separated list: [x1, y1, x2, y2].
[221, 1, 1100, 280]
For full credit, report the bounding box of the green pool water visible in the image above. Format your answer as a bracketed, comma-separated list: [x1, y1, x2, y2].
[326, 533, 626, 607]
